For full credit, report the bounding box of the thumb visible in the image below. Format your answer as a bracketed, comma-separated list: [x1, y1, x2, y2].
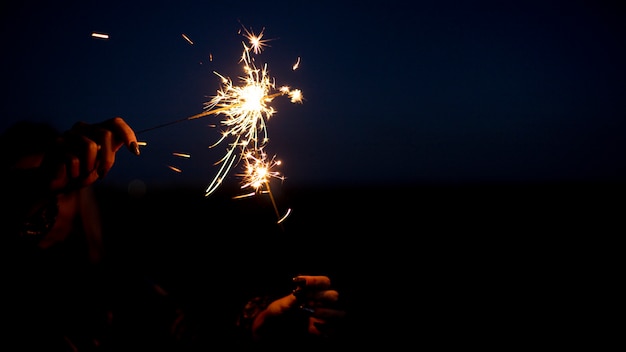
[265, 293, 298, 316]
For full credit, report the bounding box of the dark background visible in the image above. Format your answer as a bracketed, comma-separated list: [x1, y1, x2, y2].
[2, 0, 624, 347]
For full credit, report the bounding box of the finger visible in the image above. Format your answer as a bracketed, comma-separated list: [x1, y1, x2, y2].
[67, 153, 81, 180]
[95, 129, 114, 178]
[84, 136, 100, 176]
[265, 294, 298, 315]
[293, 275, 331, 290]
[65, 150, 100, 187]
[49, 162, 68, 191]
[83, 165, 100, 185]
[296, 289, 340, 309]
[63, 125, 100, 176]
[311, 316, 344, 337]
[308, 317, 325, 336]
[312, 289, 340, 304]
[69, 119, 129, 178]
[310, 306, 346, 320]
[99, 117, 139, 155]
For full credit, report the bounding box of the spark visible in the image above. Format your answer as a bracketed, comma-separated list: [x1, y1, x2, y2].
[277, 208, 292, 224]
[292, 57, 301, 70]
[233, 149, 290, 223]
[240, 25, 273, 55]
[232, 192, 256, 199]
[167, 165, 182, 173]
[182, 33, 194, 45]
[236, 150, 284, 192]
[286, 88, 303, 103]
[172, 152, 191, 158]
[91, 32, 109, 39]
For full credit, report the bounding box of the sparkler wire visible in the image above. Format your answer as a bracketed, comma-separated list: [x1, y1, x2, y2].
[135, 91, 284, 134]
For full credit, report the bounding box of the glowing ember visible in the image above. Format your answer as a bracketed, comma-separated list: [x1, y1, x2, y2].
[181, 33, 193, 45]
[237, 150, 284, 192]
[167, 165, 182, 173]
[91, 32, 109, 39]
[292, 57, 301, 70]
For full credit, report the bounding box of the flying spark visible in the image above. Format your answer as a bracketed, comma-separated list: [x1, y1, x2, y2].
[233, 149, 290, 222]
[181, 33, 194, 45]
[292, 57, 301, 70]
[167, 165, 182, 173]
[237, 150, 284, 192]
[240, 25, 273, 54]
[91, 32, 109, 39]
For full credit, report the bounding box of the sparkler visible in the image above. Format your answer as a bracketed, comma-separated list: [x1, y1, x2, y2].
[137, 25, 302, 223]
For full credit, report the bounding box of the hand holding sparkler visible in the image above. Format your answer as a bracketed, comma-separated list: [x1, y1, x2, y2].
[244, 275, 347, 344]
[1, 117, 140, 239]
[33, 117, 140, 192]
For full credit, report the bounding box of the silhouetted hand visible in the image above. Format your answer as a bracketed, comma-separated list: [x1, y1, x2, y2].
[39, 117, 140, 192]
[251, 275, 347, 343]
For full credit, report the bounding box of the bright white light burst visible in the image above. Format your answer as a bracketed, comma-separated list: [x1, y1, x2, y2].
[241, 25, 272, 54]
[237, 150, 284, 193]
[200, 26, 303, 197]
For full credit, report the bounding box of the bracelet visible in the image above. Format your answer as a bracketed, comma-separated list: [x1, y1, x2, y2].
[20, 196, 59, 239]
[236, 296, 271, 332]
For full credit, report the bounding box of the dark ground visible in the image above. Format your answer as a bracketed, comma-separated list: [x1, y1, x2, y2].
[93, 181, 623, 347]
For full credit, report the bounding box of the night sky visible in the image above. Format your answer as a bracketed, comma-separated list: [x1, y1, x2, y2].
[1, 0, 625, 192]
